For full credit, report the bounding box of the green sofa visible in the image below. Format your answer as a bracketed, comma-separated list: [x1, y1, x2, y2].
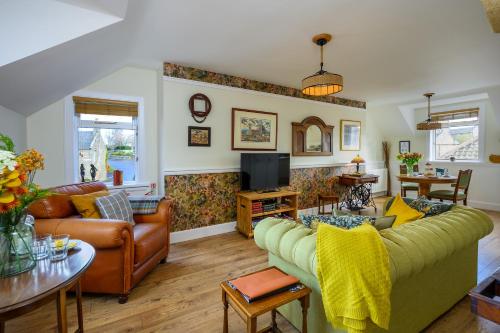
[254, 204, 493, 333]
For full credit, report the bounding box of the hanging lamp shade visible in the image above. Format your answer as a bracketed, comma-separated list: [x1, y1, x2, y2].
[416, 93, 442, 130]
[302, 34, 343, 96]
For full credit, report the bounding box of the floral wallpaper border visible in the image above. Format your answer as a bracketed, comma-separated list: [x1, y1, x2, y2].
[163, 63, 366, 109]
[165, 165, 356, 232]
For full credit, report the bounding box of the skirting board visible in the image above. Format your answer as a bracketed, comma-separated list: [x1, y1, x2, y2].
[170, 194, 387, 244]
[468, 200, 500, 212]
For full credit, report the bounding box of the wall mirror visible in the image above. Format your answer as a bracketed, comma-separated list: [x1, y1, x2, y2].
[306, 125, 322, 152]
[292, 116, 334, 156]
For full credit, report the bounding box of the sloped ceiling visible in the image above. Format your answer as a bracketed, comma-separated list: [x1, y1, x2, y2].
[1, 0, 500, 115]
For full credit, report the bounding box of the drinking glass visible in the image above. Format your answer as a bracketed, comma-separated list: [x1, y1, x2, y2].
[50, 234, 70, 261]
[32, 234, 52, 260]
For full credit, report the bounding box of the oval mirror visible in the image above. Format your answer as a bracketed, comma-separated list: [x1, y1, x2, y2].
[306, 125, 322, 152]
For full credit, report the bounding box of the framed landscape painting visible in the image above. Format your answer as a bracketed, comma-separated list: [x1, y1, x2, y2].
[231, 108, 278, 150]
[188, 126, 211, 147]
[340, 120, 361, 151]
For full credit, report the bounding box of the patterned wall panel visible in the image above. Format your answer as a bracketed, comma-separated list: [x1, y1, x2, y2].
[164, 63, 366, 109]
[165, 165, 356, 232]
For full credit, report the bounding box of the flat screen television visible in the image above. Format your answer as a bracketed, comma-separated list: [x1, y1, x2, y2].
[240, 153, 290, 191]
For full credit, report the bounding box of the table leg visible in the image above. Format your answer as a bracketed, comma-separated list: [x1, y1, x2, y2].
[222, 289, 228, 333]
[300, 294, 310, 333]
[246, 317, 257, 333]
[0, 321, 4, 333]
[76, 279, 84, 333]
[271, 309, 277, 332]
[419, 183, 431, 197]
[56, 289, 68, 333]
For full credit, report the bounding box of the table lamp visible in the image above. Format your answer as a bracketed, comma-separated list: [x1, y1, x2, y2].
[351, 154, 365, 176]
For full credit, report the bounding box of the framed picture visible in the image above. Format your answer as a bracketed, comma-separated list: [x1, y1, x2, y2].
[188, 126, 211, 147]
[340, 120, 361, 151]
[231, 108, 278, 151]
[399, 140, 410, 153]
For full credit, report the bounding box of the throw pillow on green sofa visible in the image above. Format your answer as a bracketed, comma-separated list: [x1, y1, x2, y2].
[300, 214, 375, 230]
[373, 216, 397, 230]
[409, 196, 454, 217]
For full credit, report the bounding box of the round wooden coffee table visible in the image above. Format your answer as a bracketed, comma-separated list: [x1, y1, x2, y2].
[396, 175, 458, 196]
[0, 241, 95, 333]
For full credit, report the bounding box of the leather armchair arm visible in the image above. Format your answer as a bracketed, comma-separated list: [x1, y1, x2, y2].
[133, 198, 173, 225]
[35, 218, 134, 250]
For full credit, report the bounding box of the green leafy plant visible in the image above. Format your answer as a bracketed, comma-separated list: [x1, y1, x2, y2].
[0, 133, 15, 152]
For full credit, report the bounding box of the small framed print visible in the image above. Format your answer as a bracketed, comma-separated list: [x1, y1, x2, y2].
[188, 126, 211, 147]
[231, 108, 278, 151]
[399, 140, 411, 154]
[340, 120, 361, 151]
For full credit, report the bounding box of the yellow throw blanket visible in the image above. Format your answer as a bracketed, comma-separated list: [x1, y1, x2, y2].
[316, 223, 392, 333]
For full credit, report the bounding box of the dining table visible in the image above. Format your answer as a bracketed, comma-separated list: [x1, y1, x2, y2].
[396, 174, 458, 197]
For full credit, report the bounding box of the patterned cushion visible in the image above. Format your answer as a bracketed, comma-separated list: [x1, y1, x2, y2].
[409, 196, 454, 217]
[300, 214, 375, 230]
[95, 190, 135, 225]
[128, 195, 163, 215]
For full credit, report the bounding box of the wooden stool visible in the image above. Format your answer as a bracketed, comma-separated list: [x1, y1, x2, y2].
[318, 193, 339, 214]
[221, 268, 311, 333]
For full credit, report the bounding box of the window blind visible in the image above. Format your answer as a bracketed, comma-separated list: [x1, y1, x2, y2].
[73, 96, 138, 117]
[430, 108, 479, 128]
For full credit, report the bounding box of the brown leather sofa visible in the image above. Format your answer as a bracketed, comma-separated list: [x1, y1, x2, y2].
[28, 182, 172, 303]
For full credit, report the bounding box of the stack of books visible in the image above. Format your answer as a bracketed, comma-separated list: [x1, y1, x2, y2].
[261, 198, 277, 212]
[227, 267, 300, 303]
[252, 201, 263, 214]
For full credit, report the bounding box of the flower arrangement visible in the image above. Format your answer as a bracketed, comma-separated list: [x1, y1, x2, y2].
[396, 152, 423, 165]
[0, 134, 48, 277]
[397, 152, 423, 174]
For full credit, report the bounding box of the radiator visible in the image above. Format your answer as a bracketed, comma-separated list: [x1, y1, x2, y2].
[366, 168, 387, 193]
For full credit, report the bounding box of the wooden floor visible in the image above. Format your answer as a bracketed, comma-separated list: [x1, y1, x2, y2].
[6, 198, 500, 332]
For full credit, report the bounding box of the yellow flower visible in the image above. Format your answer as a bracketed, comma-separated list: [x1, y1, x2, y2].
[0, 192, 14, 204]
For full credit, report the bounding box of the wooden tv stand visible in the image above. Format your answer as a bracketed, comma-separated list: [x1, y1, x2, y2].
[236, 190, 299, 238]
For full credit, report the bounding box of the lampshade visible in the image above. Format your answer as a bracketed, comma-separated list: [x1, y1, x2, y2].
[302, 34, 343, 96]
[351, 155, 365, 164]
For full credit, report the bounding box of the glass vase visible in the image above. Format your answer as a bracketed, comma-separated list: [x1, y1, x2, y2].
[406, 162, 415, 175]
[0, 210, 36, 278]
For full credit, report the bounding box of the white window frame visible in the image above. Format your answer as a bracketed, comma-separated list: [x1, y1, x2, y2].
[64, 90, 145, 185]
[426, 101, 486, 164]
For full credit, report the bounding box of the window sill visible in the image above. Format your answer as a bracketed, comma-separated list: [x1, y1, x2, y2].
[429, 160, 495, 168]
[105, 181, 150, 189]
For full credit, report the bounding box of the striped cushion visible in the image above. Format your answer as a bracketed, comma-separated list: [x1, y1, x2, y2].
[95, 190, 135, 225]
[128, 195, 163, 215]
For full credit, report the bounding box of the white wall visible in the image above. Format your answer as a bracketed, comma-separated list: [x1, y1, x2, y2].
[162, 78, 382, 173]
[369, 90, 500, 211]
[0, 105, 27, 152]
[27, 66, 159, 188]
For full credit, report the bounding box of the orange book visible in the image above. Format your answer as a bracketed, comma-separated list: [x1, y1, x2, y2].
[228, 268, 299, 302]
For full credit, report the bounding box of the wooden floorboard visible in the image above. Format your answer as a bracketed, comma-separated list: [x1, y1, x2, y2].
[5, 197, 500, 332]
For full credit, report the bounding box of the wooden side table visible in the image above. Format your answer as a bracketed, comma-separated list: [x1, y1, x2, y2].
[318, 193, 339, 214]
[221, 267, 311, 333]
[0, 241, 95, 333]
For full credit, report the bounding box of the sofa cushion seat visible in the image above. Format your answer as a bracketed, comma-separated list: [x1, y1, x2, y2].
[428, 189, 466, 200]
[133, 223, 166, 266]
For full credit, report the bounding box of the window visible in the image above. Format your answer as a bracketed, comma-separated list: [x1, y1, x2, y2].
[74, 97, 139, 183]
[429, 108, 480, 161]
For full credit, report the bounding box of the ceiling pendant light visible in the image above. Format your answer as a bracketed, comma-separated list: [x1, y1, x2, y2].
[417, 93, 442, 130]
[302, 33, 343, 96]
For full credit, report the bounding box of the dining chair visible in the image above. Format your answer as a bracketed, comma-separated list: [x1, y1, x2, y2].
[427, 169, 472, 205]
[399, 164, 419, 197]
[318, 176, 340, 214]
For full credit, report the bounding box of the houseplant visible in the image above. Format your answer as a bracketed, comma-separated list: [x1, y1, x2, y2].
[0, 134, 47, 277]
[396, 152, 423, 175]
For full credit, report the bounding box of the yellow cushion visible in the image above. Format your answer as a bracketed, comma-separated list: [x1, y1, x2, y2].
[71, 190, 109, 218]
[385, 194, 424, 227]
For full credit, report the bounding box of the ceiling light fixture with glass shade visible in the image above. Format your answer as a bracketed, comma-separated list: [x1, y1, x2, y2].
[416, 93, 442, 131]
[302, 33, 343, 96]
